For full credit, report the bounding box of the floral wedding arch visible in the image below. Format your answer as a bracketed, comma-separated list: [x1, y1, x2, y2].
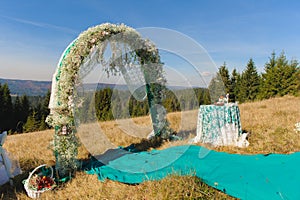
[46, 23, 173, 176]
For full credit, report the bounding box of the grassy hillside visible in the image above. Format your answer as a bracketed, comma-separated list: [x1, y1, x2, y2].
[1, 95, 299, 199]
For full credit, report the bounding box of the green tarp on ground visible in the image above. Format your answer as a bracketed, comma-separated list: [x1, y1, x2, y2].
[85, 145, 300, 199]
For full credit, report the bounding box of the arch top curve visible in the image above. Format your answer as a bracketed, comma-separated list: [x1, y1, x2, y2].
[46, 23, 165, 129]
[45, 23, 174, 176]
[46, 23, 174, 176]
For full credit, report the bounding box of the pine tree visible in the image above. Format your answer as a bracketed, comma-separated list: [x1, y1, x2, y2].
[230, 69, 240, 102]
[78, 92, 97, 123]
[296, 65, 300, 95]
[13, 96, 23, 133]
[259, 52, 281, 99]
[111, 91, 122, 119]
[208, 73, 226, 103]
[20, 95, 30, 124]
[202, 89, 211, 105]
[279, 58, 299, 96]
[34, 102, 42, 127]
[95, 88, 113, 121]
[259, 51, 299, 98]
[36, 90, 51, 131]
[238, 58, 260, 102]
[163, 90, 180, 112]
[265, 51, 276, 71]
[23, 111, 39, 133]
[218, 63, 231, 94]
[38, 115, 47, 131]
[87, 93, 97, 122]
[1, 84, 13, 131]
[41, 90, 51, 118]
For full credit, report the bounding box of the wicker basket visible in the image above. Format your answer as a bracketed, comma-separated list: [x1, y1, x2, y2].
[23, 164, 54, 199]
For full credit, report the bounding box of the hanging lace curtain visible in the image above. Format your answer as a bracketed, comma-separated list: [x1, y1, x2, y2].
[119, 62, 147, 101]
[108, 40, 147, 101]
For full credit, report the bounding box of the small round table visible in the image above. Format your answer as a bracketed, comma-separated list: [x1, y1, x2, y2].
[191, 103, 244, 146]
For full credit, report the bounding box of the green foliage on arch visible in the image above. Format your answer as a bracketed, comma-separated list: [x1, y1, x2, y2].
[46, 23, 173, 176]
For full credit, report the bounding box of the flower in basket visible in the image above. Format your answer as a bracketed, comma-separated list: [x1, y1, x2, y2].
[28, 174, 56, 191]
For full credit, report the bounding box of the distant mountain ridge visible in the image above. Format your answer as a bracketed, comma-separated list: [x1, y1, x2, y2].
[0, 78, 192, 96]
[0, 78, 51, 96]
[0, 78, 122, 96]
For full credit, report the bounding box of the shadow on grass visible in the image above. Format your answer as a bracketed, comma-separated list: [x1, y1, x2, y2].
[132, 136, 164, 151]
[1, 136, 183, 199]
[1, 158, 61, 199]
[80, 137, 164, 173]
[0, 158, 47, 200]
[0, 173, 27, 200]
[80, 129, 198, 173]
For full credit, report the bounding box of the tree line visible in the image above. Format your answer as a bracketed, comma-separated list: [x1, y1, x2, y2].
[0, 84, 50, 134]
[210, 51, 299, 103]
[0, 83, 210, 133]
[76, 87, 211, 123]
[1, 51, 299, 133]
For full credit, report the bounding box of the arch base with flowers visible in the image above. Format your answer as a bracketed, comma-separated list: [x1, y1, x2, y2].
[46, 23, 174, 177]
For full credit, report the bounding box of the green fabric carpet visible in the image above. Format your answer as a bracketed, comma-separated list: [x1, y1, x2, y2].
[85, 145, 299, 199]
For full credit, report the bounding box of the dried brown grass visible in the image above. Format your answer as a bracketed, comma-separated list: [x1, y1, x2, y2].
[215, 95, 300, 154]
[1, 95, 299, 199]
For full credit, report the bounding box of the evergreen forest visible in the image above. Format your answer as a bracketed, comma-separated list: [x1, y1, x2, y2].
[0, 51, 299, 134]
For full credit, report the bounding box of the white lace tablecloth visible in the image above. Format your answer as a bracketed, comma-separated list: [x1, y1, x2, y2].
[191, 103, 249, 147]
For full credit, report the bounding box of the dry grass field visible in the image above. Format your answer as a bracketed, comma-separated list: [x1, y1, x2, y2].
[1, 95, 299, 199]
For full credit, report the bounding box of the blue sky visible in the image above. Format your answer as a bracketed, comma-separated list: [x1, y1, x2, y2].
[0, 0, 300, 82]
